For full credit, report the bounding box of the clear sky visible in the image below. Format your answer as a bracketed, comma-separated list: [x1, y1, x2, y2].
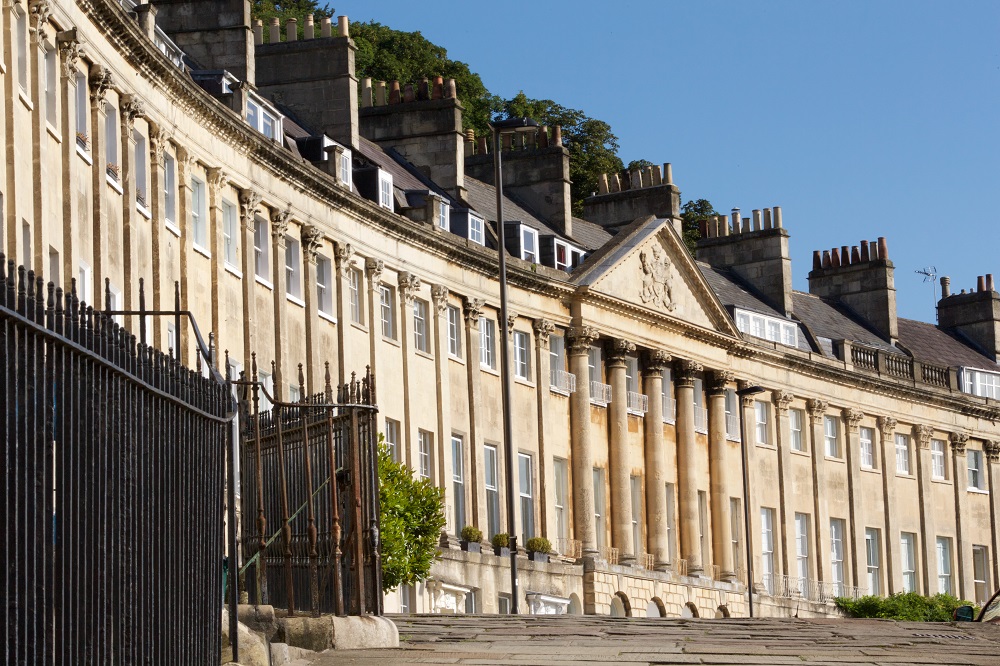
[335, 0, 1000, 324]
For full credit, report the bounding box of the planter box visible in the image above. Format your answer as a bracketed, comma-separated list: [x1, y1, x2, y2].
[527, 551, 549, 563]
[493, 546, 511, 557]
[459, 540, 481, 553]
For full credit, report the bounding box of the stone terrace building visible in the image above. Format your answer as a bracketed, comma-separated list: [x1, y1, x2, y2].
[6, 0, 1000, 619]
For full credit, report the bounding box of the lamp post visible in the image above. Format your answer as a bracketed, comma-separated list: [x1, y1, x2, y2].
[736, 384, 765, 618]
[491, 117, 538, 614]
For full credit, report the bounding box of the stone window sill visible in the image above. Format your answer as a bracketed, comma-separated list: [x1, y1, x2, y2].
[318, 311, 336, 325]
[225, 263, 242, 279]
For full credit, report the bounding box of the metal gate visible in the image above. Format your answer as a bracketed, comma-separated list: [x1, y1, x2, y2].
[238, 358, 382, 616]
[0, 258, 230, 665]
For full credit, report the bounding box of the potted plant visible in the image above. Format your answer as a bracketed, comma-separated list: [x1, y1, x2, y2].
[526, 537, 551, 563]
[459, 525, 482, 553]
[491, 532, 510, 557]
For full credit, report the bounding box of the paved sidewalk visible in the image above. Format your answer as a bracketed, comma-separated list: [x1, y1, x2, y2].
[312, 613, 1000, 665]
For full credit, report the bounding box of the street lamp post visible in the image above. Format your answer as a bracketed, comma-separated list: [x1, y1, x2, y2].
[491, 116, 538, 615]
[736, 384, 765, 618]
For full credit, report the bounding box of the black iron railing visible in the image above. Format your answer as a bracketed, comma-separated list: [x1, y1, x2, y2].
[0, 256, 230, 666]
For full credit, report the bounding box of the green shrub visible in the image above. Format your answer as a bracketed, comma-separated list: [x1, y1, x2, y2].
[835, 592, 977, 621]
[378, 435, 445, 592]
[460, 525, 483, 543]
[525, 536, 551, 554]
[491, 532, 509, 549]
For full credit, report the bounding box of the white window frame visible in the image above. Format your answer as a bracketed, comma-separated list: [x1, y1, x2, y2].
[451, 435, 465, 535]
[520, 225, 538, 263]
[377, 169, 393, 210]
[824, 415, 840, 458]
[254, 218, 270, 281]
[413, 298, 429, 353]
[665, 482, 677, 563]
[134, 130, 148, 214]
[789, 408, 804, 452]
[75, 72, 89, 147]
[77, 261, 93, 306]
[339, 148, 353, 188]
[968, 449, 986, 491]
[931, 439, 947, 480]
[754, 401, 769, 446]
[380, 284, 396, 340]
[447, 305, 462, 358]
[105, 105, 119, 184]
[437, 201, 449, 231]
[631, 475, 642, 558]
[485, 444, 500, 539]
[316, 254, 333, 318]
[734, 307, 798, 347]
[222, 200, 239, 268]
[553, 458, 569, 542]
[860, 427, 875, 470]
[761, 508, 775, 594]
[901, 532, 917, 593]
[163, 153, 177, 230]
[795, 513, 810, 589]
[418, 430, 432, 481]
[246, 98, 282, 140]
[285, 236, 302, 301]
[191, 177, 208, 252]
[15, 5, 28, 94]
[937, 536, 952, 595]
[44, 45, 57, 127]
[384, 418, 400, 462]
[518, 452, 534, 543]
[973, 545, 990, 604]
[962, 368, 1000, 400]
[593, 467, 606, 551]
[349, 267, 363, 324]
[479, 316, 496, 370]
[513, 330, 530, 380]
[895, 434, 911, 475]
[830, 518, 845, 596]
[553, 239, 578, 272]
[468, 214, 484, 246]
[866, 528, 881, 596]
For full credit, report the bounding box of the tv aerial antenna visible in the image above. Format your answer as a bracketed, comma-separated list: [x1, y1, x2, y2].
[916, 266, 938, 321]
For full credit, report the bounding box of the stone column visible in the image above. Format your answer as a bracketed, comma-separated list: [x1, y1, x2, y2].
[57, 32, 84, 291]
[431, 286, 452, 503]
[301, 225, 323, 392]
[463, 298, 487, 533]
[207, 167, 229, 353]
[533, 319, 555, 539]
[120, 95, 145, 332]
[360, 254, 380, 387]
[950, 432, 970, 600]
[238, 189, 262, 369]
[269, 206, 291, 399]
[176, 148, 195, 362]
[88, 65, 114, 307]
[606, 337, 635, 563]
[807, 400, 832, 584]
[913, 424, 937, 595]
[707, 370, 735, 581]
[568, 325, 599, 554]
[773, 391, 796, 583]
[877, 416, 900, 595]
[985, 441, 1000, 590]
[745, 382, 767, 587]
[397, 272, 420, 471]
[843, 408, 866, 590]
[675, 359, 703, 575]
[642, 350, 671, 569]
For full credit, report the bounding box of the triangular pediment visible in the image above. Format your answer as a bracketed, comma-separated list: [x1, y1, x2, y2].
[573, 217, 740, 336]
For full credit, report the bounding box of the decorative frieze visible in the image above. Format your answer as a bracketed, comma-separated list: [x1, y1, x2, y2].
[707, 369, 735, 395]
[532, 319, 555, 349]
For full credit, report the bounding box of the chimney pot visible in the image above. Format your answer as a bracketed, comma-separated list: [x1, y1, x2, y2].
[841, 246, 850, 265]
[418, 77, 429, 101]
[851, 246, 861, 264]
[877, 237, 888, 260]
[253, 19, 263, 45]
[445, 79, 457, 98]
[763, 208, 772, 229]
[699, 219, 709, 239]
[538, 126, 549, 149]
[822, 250, 832, 269]
[389, 81, 401, 105]
[707, 216, 718, 238]
[610, 173, 621, 193]
[477, 136, 488, 154]
[869, 239, 879, 260]
[403, 83, 415, 103]
[597, 173, 609, 194]
[988, 274, 995, 292]
[978, 276, 987, 293]
[432, 76, 444, 99]
[304, 14, 315, 39]
[752, 209, 762, 231]
[553, 125, 563, 146]
[269, 17, 280, 44]
[375, 81, 387, 106]
[772, 206, 783, 228]
[286, 18, 297, 42]
[831, 247, 841, 268]
[651, 164, 662, 186]
[663, 163, 673, 185]
[941, 276, 951, 298]
[860, 240, 870, 262]
[320, 17, 332, 38]
[812, 250, 822, 271]
[630, 170, 642, 190]
[361, 78, 373, 107]
[337, 15, 349, 37]
[719, 215, 730, 237]
[742, 217, 751, 233]
[731, 208, 740, 234]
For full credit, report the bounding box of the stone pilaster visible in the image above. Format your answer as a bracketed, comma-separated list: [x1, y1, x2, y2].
[533, 318, 555, 540]
[88, 64, 114, 308]
[772, 390, 795, 584]
[568, 325, 600, 554]
[985, 440, 1000, 591]
[176, 147, 196, 362]
[950, 431, 970, 600]
[57, 30, 84, 295]
[206, 167, 228, 358]
[707, 369, 735, 581]
[301, 225, 322, 392]
[912, 424, 936, 595]
[359, 253, 379, 387]
[149, 125, 172, 345]
[675, 358, 703, 574]
[397, 271, 420, 472]
[807, 399, 831, 585]
[605, 337, 636, 563]
[642, 350, 671, 570]
[238, 189, 262, 370]
[120, 94, 145, 333]
[877, 415, 899, 595]
[269, 205, 291, 399]
[463, 297, 487, 534]
[745, 382, 771, 588]
[28, 1, 47, 276]
[842, 408, 865, 589]
[431, 286, 455, 530]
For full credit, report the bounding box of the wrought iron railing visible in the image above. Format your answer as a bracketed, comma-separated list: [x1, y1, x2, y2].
[549, 368, 576, 394]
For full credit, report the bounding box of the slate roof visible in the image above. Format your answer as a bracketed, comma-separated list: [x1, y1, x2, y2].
[898, 319, 1000, 371]
[463, 177, 563, 239]
[569, 218, 613, 252]
[790, 292, 898, 354]
[355, 137, 432, 194]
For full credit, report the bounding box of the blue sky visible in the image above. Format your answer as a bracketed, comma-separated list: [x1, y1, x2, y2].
[335, 0, 1000, 324]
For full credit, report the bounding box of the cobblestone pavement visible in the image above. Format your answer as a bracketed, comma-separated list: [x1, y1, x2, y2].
[312, 613, 1000, 665]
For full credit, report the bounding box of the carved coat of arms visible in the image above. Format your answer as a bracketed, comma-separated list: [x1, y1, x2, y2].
[639, 245, 676, 311]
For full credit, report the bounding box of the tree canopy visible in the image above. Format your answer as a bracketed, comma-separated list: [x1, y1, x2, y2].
[679, 199, 718, 256]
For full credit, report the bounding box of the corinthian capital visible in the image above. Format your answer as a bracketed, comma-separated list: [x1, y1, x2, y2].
[57, 29, 85, 78]
[120, 94, 146, 131]
[89, 64, 115, 110]
[949, 431, 969, 455]
[28, 0, 51, 33]
[911, 424, 934, 449]
[643, 350, 672, 375]
[772, 390, 795, 413]
[430, 285, 449, 314]
[673, 359, 703, 387]
[363, 256, 382, 282]
[463, 297, 485, 324]
[398, 272, 421, 304]
[270, 206, 292, 240]
[841, 408, 864, 432]
[707, 370, 735, 395]
[567, 325, 600, 355]
[876, 415, 898, 438]
[806, 399, 828, 424]
[984, 440, 1000, 463]
[533, 319, 555, 350]
[239, 189, 263, 228]
[301, 225, 323, 262]
[605, 338, 636, 365]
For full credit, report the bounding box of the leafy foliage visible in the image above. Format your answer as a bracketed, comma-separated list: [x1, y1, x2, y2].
[679, 198, 719, 257]
[525, 536, 551, 554]
[460, 525, 482, 543]
[496, 92, 624, 218]
[251, 1, 334, 40]
[378, 436, 445, 592]
[491, 532, 510, 549]
[835, 592, 976, 622]
[351, 21, 494, 135]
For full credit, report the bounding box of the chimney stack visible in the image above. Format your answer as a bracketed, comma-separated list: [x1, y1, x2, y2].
[154, 0, 256, 84]
[938, 273, 1000, 361]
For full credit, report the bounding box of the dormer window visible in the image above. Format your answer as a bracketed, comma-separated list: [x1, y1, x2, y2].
[552, 239, 585, 272]
[961, 368, 1000, 399]
[469, 214, 485, 246]
[377, 170, 394, 210]
[521, 226, 538, 263]
[735, 308, 798, 347]
[339, 148, 353, 188]
[246, 98, 281, 140]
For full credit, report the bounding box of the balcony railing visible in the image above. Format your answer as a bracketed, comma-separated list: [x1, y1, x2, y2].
[662, 396, 676, 424]
[761, 574, 866, 602]
[627, 391, 648, 415]
[694, 406, 708, 434]
[550, 369, 576, 394]
[673, 558, 689, 577]
[600, 546, 620, 565]
[554, 538, 582, 559]
[725, 412, 740, 441]
[707, 564, 722, 581]
[591, 381, 612, 406]
[636, 553, 656, 570]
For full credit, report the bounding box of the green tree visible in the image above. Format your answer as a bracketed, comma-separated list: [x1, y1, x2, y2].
[351, 21, 494, 134]
[378, 436, 446, 592]
[251, 1, 334, 39]
[496, 92, 624, 217]
[679, 198, 718, 256]
[836, 592, 976, 621]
